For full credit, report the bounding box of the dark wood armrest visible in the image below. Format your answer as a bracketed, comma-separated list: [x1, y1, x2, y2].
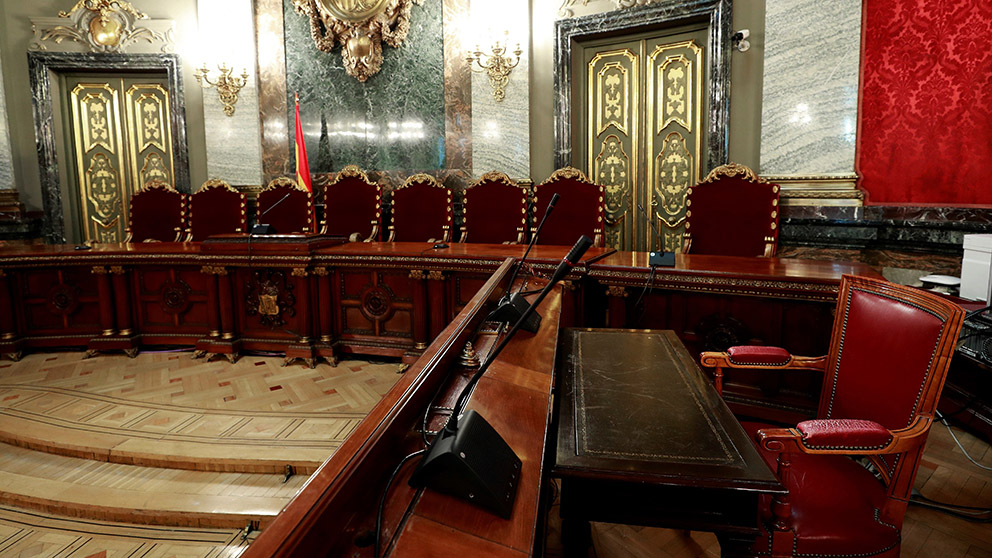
[699, 346, 826, 395]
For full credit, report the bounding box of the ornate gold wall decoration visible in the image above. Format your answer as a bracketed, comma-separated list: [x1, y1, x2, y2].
[30, 0, 173, 54]
[125, 84, 174, 191]
[291, 0, 426, 82]
[468, 35, 522, 103]
[595, 135, 630, 247]
[660, 55, 691, 132]
[655, 132, 692, 221]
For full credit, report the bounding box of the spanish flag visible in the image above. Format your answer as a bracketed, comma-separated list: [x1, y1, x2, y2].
[294, 92, 312, 193]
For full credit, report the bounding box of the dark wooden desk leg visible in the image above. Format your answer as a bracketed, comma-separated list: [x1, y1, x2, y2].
[0, 270, 22, 361]
[560, 517, 593, 558]
[409, 270, 428, 352]
[111, 266, 138, 357]
[315, 267, 335, 366]
[427, 271, 447, 339]
[716, 531, 760, 558]
[204, 269, 221, 339]
[605, 286, 628, 328]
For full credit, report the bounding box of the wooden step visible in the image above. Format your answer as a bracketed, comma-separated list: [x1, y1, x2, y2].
[0, 504, 253, 557]
[0, 351, 402, 473]
[0, 442, 306, 529]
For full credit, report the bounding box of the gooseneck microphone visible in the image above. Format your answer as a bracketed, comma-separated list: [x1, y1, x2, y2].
[408, 235, 593, 519]
[490, 192, 560, 333]
[637, 203, 675, 267]
[251, 192, 293, 235]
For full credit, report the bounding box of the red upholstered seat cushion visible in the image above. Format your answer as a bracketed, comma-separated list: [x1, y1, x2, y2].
[797, 419, 893, 450]
[743, 421, 900, 557]
[463, 179, 527, 244]
[727, 345, 792, 366]
[324, 175, 379, 240]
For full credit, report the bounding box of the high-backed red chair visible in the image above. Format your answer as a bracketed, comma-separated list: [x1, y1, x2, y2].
[387, 174, 452, 243]
[125, 180, 186, 242]
[700, 275, 964, 558]
[321, 165, 381, 241]
[683, 162, 780, 257]
[532, 167, 605, 247]
[460, 171, 529, 244]
[186, 179, 247, 241]
[256, 177, 315, 234]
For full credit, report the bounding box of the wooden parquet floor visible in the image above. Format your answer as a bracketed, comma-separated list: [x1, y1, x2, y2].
[0, 351, 402, 472]
[0, 349, 403, 554]
[545, 420, 992, 558]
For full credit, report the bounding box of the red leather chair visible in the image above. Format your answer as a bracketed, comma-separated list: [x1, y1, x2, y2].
[125, 180, 186, 242]
[387, 174, 452, 243]
[532, 167, 605, 247]
[460, 171, 529, 244]
[256, 177, 315, 234]
[683, 162, 780, 257]
[186, 179, 247, 241]
[700, 275, 964, 558]
[321, 165, 381, 241]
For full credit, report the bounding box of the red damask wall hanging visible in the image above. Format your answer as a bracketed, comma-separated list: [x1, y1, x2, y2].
[858, 0, 992, 205]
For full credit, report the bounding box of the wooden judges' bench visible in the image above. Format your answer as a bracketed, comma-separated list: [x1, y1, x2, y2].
[0, 236, 881, 555]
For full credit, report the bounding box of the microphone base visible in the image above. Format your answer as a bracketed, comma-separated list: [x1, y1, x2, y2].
[250, 224, 276, 235]
[408, 409, 521, 519]
[491, 292, 541, 333]
[648, 251, 675, 267]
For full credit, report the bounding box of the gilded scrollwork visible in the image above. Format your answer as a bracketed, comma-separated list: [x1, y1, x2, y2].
[30, 0, 172, 54]
[291, 0, 425, 82]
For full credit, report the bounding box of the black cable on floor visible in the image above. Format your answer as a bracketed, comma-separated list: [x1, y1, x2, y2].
[375, 448, 426, 558]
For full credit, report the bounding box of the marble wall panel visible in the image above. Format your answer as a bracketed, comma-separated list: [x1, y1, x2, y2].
[284, 0, 444, 173]
[470, 0, 530, 179]
[199, 0, 263, 186]
[759, 0, 861, 176]
[0, 48, 12, 190]
[256, 0, 290, 182]
[443, 0, 472, 171]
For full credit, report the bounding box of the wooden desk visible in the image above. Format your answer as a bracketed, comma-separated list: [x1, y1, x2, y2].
[555, 329, 784, 558]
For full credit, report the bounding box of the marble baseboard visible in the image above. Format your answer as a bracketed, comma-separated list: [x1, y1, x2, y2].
[778, 246, 963, 278]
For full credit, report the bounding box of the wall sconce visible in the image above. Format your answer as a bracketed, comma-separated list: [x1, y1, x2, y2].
[194, 63, 249, 117]
[467, 32, 522, 103]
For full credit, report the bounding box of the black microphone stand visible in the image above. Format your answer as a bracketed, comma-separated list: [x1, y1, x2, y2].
[490, 192, 560, 333]
[637, 203, 675, 267]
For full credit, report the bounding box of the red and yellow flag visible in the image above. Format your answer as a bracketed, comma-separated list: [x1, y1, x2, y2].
[294, 92, 312, 193]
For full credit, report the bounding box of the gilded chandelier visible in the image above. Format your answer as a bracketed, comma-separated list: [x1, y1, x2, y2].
[467, 33, 522, 103]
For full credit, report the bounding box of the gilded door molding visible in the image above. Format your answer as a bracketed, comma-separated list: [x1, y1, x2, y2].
[124, 83, 174, 189]
[647, 40, 703, 252]
[588, 49, 637, 249]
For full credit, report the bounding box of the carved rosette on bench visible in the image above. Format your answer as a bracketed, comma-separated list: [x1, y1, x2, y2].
[360, 283, 396, 323]
[245, 270, 296, 327]
[159, 278, 192, 315]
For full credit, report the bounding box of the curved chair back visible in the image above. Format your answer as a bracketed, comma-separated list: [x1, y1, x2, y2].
[533, 167, 604, 247]
[461, 171, 528, 244]
[256, 177, 315, 234]
[321, 165, 381, 241]
[683, 163, 779, 257]
[388, 174, 452, 243]
[188, 179, 247, 241]
[126, 180, 186, 242]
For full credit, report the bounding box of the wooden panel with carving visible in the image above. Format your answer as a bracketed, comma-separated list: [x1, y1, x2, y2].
[123, 81, 174, 190]
[132, 266, 210, 340]
[69, 82, 130, 244]
[335, 269, 417, 355]
[647, 39, 703, 252]
[233, 268, 308, 342]
[587, 49, 638, 250]
[15, 268, 103, 339]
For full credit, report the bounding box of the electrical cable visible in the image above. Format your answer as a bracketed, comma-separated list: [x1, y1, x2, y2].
[937, 411, 992, 471]
[632, 264, 657, 325]
[374, 448, 426, 558]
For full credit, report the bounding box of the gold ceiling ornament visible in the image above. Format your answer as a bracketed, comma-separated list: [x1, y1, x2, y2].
[291, 0, 426, 83]
[194, 64, 250, 117]
[46, 0, 152, 51]
[467, 32, 522, 103]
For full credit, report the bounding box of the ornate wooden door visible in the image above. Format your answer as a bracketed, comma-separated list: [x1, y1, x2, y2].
[576, 27, 708, 252]
[63, 73, 175, 243]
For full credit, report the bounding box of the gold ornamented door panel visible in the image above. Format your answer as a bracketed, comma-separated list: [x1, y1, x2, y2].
[64, 74, 174, 243]
[575, 28, 708, 252]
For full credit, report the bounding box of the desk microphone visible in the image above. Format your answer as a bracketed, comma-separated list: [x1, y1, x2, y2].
[409, 234, 593, 519]
[637, 203, 675, 267]
[490, 192, 560, 333]
[251, 192, 293, 235]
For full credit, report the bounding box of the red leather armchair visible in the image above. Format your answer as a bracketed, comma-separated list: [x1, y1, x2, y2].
[186, 179, 247, 241]
[321, 165, 381, 241]
[256, 177, 315, 234]
[532, 167, 605, 247]
[700, 275, 964, 558]
[387, 174, 452, 243]
[683, 162, 780, 257]
[460, 171, 529, 244]
[125, 180, 186, 242]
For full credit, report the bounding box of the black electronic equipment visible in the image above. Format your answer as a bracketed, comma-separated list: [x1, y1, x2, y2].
[637, 203, 675, 267]
[959, 305, 992, 364]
